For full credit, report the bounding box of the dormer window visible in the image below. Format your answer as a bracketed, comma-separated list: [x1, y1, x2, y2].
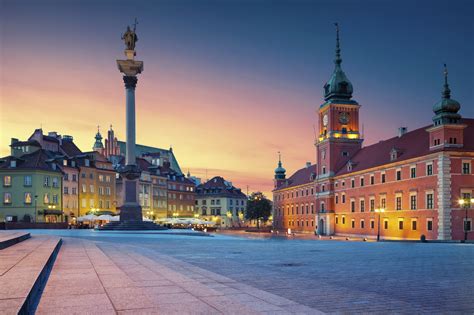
[10, 160, 16, 168]
[85, 159, 90, 167]
[347, 162, 353, 172]
[390, 148, 399, 161]
[63, 159, 68, 166]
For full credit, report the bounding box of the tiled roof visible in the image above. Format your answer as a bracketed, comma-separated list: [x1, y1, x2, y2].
[0, 149, 60, 172]
[117, 141, 183, 175]
[10, 140, 41, 147]
[335, 118, 474, 176]
[275, 165, 316, 190]
[197, 176, 246, 198]
[60, 140, 82, 157]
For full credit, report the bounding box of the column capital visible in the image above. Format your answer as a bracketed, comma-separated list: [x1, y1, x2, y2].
[123, 75, 138, 89]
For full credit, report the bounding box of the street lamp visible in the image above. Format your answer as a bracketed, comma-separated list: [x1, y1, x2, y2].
[374, 208, 385, 241]
[458, 198, 474, 242]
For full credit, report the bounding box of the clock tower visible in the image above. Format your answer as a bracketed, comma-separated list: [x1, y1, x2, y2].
[316, 23, 362, 179]
[315, 24, 363, 235]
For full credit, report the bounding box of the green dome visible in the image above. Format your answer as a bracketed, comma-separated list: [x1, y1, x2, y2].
[324, 66, 353, 101]
[274, 154, 286, 180]
[432, 64, 462, 125]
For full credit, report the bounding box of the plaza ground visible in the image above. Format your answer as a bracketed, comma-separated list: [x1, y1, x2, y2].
[4, 229, 474, 314]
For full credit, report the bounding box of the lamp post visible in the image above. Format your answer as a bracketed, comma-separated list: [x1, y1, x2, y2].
[374, 208, 385, 241]
[458, 198, 474, 242]
[34, 195, 38, 223]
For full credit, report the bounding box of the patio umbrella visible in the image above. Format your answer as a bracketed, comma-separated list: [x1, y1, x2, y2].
[77, 214, 98, 222]
[97, 214, 114, 221]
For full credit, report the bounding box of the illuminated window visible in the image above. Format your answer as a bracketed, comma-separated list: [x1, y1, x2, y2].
[3, 176, 11, 186]
[3, 192, 12, 204]
[24, 192, 32, 204]
[43, 193, 50, 204]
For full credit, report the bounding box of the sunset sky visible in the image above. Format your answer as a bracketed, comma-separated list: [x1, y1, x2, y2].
[1, 0, 473, 196]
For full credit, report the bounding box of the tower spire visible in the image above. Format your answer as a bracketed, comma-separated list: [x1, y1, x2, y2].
[442, 63, 451, 99]
[334, 22, 342, 66]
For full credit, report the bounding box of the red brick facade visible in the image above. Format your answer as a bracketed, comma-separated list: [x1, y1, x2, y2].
[273, 32, 474, 240]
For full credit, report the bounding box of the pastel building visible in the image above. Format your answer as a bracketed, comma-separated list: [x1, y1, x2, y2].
[273, 27, 474, 240]
[113, 156, 168, 219]
[195, 176, 247, 228]
[0, 149, 63, 223]
[76, 152, 116, 216]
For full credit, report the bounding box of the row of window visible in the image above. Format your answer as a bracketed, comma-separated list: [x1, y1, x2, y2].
[81, 184, 111, 195]
[275, 203, 315, 216]
[336, 216, 434, 231]
[334, 192, 435, 212]
[168, 193, 194, 200]
[167, 204, 194, 211]
[287, 220, 315, 228]
[80, 198, 111, 209]
[167, 184, 194, 192]
[274, 186, 315, 201]
[195, 199, 246, 206]
[3, 175, 60, 188]
[3, 192, 58, 205]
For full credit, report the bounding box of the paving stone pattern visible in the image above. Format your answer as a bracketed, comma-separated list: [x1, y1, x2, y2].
[36, 237, 322, 314]
[25, 230, 474, 314]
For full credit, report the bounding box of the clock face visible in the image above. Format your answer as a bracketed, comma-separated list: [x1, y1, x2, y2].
[339, 112, 350, 124]
[323, 114, 328, 127]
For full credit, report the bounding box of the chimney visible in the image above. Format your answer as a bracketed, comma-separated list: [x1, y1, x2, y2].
[398, 127, 407, 138]
[306, 162, 311, 168]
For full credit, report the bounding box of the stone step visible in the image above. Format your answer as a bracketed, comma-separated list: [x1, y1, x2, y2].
[0, 236, 62, 314]
[0, 232, 30, 250]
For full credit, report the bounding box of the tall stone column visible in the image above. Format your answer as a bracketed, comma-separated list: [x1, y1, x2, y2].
[124, 75, 138, 166]
[98, 23, 165, 230]
[116, 36, 144, 223]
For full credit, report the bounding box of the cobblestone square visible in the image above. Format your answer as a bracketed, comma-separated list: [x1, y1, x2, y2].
[30, 230, 474, 314]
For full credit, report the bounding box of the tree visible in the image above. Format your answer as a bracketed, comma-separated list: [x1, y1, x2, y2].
[245, 192, 272, 229]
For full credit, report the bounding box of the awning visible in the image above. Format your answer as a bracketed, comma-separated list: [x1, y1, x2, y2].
[43, 209, 63, 215]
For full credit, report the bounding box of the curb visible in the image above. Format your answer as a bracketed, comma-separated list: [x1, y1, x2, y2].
[19, 238, 62, 315]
